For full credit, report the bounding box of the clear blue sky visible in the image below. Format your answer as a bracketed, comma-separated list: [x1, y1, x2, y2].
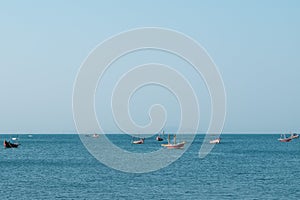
[0, 0, 299, 133]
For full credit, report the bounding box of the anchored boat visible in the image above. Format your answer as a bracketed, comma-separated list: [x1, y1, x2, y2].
[278, 134, 292, 142]
[132, 138, 144, 144]
[4, 140, 19, 148]
[209, 138, 221, 144]
[161, 134, 185, 149]
[156, 130, 164, 141]
[290, 133, 299, 139]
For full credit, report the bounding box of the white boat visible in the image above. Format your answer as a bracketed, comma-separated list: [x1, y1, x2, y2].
[290, 133, 299, 139]
[11, 135, 19, 141]
[92, 133, 99, 138]
[132, 138, 144, 144]
[161, 142, 185, 149]
[161, 134, 185, 149]
[209, 138, 221, 144]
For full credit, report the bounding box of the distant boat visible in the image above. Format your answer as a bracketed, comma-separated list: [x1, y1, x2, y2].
[3, 140, 19, 148]
[132, 138, 144, 144]
[290, 133, 299, 139]
[156, 130, 164, 141]
[11, 135, 19, 141]
[85, 133, 99, 138]
[161, 134, 185, 149]
[92, 133, 99, 138]
[278, 134, 292, 142]
[209, 138, 221, 144]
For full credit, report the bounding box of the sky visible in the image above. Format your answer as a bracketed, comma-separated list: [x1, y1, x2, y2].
[0, 0, 299, 133]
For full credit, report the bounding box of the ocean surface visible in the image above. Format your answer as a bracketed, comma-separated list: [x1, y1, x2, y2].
[0, 134, 299, 200]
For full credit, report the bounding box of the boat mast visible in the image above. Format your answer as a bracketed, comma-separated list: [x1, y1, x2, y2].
[174, 134, 176, 144]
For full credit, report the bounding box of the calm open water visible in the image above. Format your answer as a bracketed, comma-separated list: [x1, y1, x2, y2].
[0, 134, 299, 200]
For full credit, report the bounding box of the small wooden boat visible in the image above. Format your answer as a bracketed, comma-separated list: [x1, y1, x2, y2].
[132, 138, 144, 144]
[161, 134, 185, 149]
[209, 138, 221, 144]
[4, 140, 19, 148]
[278, 134, 292, 142]
[290, 133, 299, 139]
[162, 141, 185, 149]
[156, 131, 164, 141]
[85, 133, 99, 138]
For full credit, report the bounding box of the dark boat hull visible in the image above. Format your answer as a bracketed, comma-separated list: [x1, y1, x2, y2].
[278, 138, 292, 142]
[4, 140, 19, 148]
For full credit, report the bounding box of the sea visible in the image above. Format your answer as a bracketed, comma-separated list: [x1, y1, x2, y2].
[0, 134, 299, 200]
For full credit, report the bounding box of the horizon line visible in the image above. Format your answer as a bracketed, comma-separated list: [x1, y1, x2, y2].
[0, 131, 294, 135]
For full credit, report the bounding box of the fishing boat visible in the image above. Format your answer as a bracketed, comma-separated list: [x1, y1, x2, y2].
[209, 138, 221, 144]
[161, 134, 185, 149]
[85, 133, 99, 138]
[156, 131, 164, 141]
[3, 140, 19, 148]
[290, 133, 299, 139]
[132, 138, 144, 144]
[278, 134, 292, 142]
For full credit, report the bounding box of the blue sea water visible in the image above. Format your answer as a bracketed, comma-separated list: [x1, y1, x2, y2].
[0, 134, 299, 200]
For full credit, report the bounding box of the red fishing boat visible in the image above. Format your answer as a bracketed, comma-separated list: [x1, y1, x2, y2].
[278, 134, 292, 142]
